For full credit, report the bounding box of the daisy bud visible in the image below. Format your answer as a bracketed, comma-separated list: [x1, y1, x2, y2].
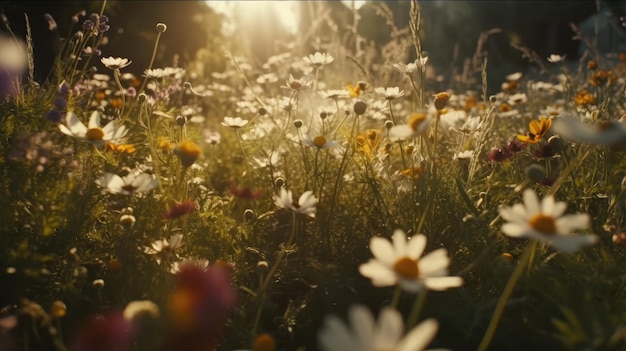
[183, 81, 192, 89]
[259, 107, 267, 116]
[274, 177, 285, 189]
[257, 261, 269, 273]
[92, 279, 105, 288]
[120, 214, 136, 227]
[319, 111, 328, 120]
[344, 109, 351, 116]
[175, 115, 186, 127]
[613, 232, 626, 246]
[156, 22, 167, 33]
[385, 120, 394, 130]
[244, 209, 255, 221]
[353, 100, 367, 115]
[137, 93, 147, 103]
[433, 92, 450, 110]
[293, 119, 303, 129]
[121, 207, 133, 215]
[525, 163, 546, 183]
[489, 95, 498, 104]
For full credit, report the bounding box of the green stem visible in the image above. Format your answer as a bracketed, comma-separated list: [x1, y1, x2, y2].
[390, 285, 403, 309]
[407, 289, 428, 328]
[138, 30, 164, 94]
[477, 241, 537, 351]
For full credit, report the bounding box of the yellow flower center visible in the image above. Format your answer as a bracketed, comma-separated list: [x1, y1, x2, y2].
[252, 333, 276, 351]
[393, 257, 419, 279]
[313, 136, 327, 148]
[86, 127, 104, 141]
[408, 113, 428, 132]
[529, 213, 557, 234]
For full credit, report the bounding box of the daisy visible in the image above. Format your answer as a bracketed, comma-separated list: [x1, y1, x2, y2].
[274, 188, 318, 218]
[498, 189, 598, 252]
[221, 116, 249, 129]
[59, 110, 128, 148]
[282, 74, 312, 91]
[389, 112, 432, 140]
[96, 169, 159, 195]
[303, 52, 334, 68]
[552, 116, 626, 146]
[319, 89, 350, 100]
[318, 304, 439, 351]
[303, 135, 340, 150]
[359, 229, 463, 293]
[144, 234, 183, 256]
[101, 56, 132, 70]
[547, 54, 566, 63]
[375, 86, 405, 100]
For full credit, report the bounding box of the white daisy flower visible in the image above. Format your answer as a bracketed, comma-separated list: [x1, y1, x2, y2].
[318, 304, 439, 351]
[498, 189, 598, 252]
[552, 116, 626, 146]
[282, 74, 312, 91]
[143, 234, 183, 255]
[547, 54, 566, 63]
[101, 56, 132, 70]
[303, 52, 334, 68]
[96, 169, 159, 195]
[303, 135, 340, 150]
[375, 86, 405, 100]
[389, 112, 433, 140]
[274, 188, 318, 218]
[359, 229, 463, 293]
[221, 116, 249, 129]
[59, 110, 128, 147]
[319, 89, 350, 100]
[169, 257, 209, 274]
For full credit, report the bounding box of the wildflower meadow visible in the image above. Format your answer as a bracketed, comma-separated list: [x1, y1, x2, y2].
[1, 1, 626, 350]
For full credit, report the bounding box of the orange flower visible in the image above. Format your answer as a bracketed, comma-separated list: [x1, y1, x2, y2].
[105, 142, 136, 154]
[574, 90, 596, 106]
[517, 116, 552, 144]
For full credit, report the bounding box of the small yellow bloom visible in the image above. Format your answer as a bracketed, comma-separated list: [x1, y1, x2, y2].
[517, 116, 552, 144]
[158, 137, 174, 151]
[175, 140, 202, 167]
[400, 166, 425, 179]
[105, 142, 136, 154]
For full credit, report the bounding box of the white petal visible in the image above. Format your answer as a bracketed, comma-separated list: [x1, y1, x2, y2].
[541, 195, 555, 215]
[523, 189, 540, 216]
[318, 315, 356, 351]
[501, 222, 529, 238]
[418, 249, 449, 277]
[374, 308, 404, 349]
[424, 276, 464, 290]
[498, 203, 528, 223]
[548, 235, 598, 252]
[397, 318, 438, 351]
[550, 201, 568, 218]
[369, 237, 396, 266]
[389, 125, 416, 139]
[65, 111, 87, 136]
[392, 229, 408, 256]
[555, 214, 590, 234]
[359, 260, 397, 287]
[88, 110, 101, 129]
[97, 173, 124, 193]
[407, 234, 427, 260]
[398, 279, 424, 293]
[348, 305, 375, 349]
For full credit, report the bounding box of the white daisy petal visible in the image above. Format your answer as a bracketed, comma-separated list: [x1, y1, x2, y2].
[359, 260, 397, 287]
[375, 307, 404, 349]
[549, 234, 599, 252]
[523, 189, 540, 215]
[555, 214, 590, 234]
[369, 236, 396, 266]
[397, 318, 439, 351]
[407, 234, 427, 260]
[424, 276, 464, 290]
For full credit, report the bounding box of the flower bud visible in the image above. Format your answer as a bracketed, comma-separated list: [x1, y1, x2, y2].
[257, 261, 269, 273]
[293, 119, 303, 129]
[524, 163, 546, 183]
[156, 22, 167, 33]
[353, 100, 367, 115]
[92, 279, 105, 288]
[244, 209, 255, 221]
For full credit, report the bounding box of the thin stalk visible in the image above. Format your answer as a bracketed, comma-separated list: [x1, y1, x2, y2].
[477, 241, 537, 351]
[138, 29, 164, 94]
[407, 290, 428, 328]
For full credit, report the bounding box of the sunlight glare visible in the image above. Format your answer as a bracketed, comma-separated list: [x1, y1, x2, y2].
[205, 1, 300, 35]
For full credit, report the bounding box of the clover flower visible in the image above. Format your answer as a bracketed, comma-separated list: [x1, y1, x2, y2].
[274, 188, 318, 218]
[359, 229, 463, 293]
[59, 110, 128, 148]
[375, 86, 405, 100]
[318, 305, 439, 351]
[96, 169, 159, 195]
[498, 189, 598, 252]
[303, 51, 334, 68]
